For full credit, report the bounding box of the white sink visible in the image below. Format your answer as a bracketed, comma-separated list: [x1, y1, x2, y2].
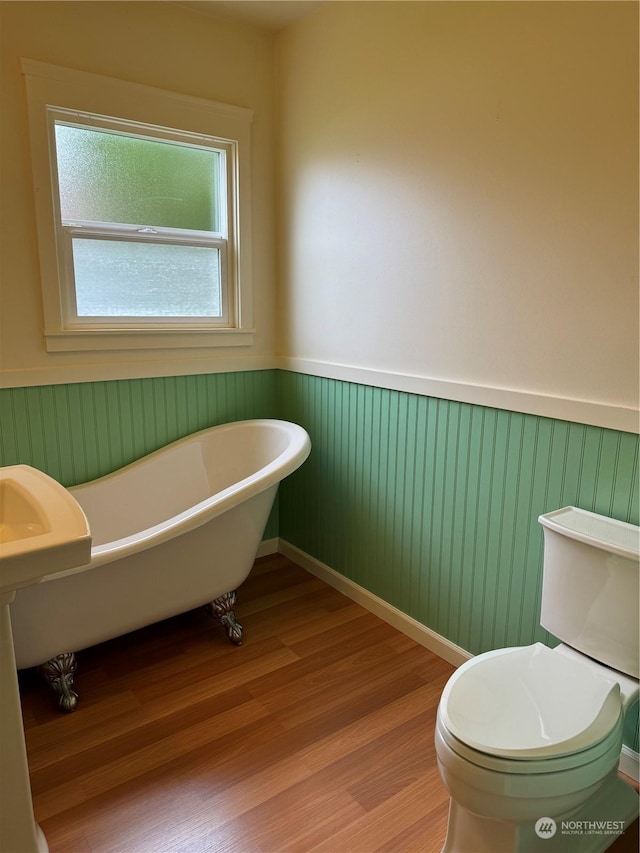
[0, 465, 91, 593]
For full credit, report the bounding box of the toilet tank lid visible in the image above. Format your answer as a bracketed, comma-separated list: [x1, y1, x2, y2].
[439, 643, 622, 759]
[539, 507, 639, 560]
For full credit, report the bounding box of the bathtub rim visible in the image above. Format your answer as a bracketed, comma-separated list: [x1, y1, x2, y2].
[47, 418, 310, 579]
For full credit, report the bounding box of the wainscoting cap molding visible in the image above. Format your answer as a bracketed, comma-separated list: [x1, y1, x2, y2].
[0, 355, 279, 389]
[277, 357, 640, 435]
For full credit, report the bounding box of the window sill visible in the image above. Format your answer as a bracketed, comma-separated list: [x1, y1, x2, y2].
[44, 328, 255, 352]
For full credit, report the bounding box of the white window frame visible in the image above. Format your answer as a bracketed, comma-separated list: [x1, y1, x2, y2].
[50, 109, 233, 329]
[21, 59, 254, 352]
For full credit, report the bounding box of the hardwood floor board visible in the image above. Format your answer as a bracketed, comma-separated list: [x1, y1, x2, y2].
[28, 685, 256, 781]
[19, 681, 142, 749]
[38, 824, 94, 853]
[62, 709, 296, 825]
[248, 622, 415, 700]
[238, 577, 335, 618]
[23, 554, 462, 852]
[165, 680, 437, 824]
[163, 712, 294, 787]
[25, 554, 633, 853]
[79, 697, 270, 797]
[346, 706, 440, 811]
[274, 666, 431, 734]
[99, 630, 286, 693]
[411, 652, 457, 683]
[100, 753, 315, 853]
[239, 558, 318, 597]
[297, 679, 446, 772]
[94, 629, 226, 681]
[32, 697, 271, 822]
[235, 637, 383, 713]
[278, 708, 439, 816]
[375, 799, 450, 852]
[101, 707, 303, 807]
[386, 629, 430, 654]
[285, 611, 393, 658]
[253, 637, 439, 721]
[40, 771, 210, 853]
[256, 793, 367, 853]
[27, 644, 292, 764]
[23, 624, 274, 725]
[32, 777, 110, 828]
[123, 651, 293, 721]
[168, 776, 366, 853]
[174, 690, 433, 809]
[243, 594, 363, 646]
[181, 711, 355, 796]
[74, 609, 233, 682]
[41, 713, 294, 847]
[242, 559, 351, 610]
[309, 772, 450, 853]
[132, 644, 299, 705]
[102, 738, 370, 853]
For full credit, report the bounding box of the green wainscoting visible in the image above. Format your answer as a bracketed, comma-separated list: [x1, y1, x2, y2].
[277, 372, 639, 646]
[277, 371, 639, 752]
[0, 370, 280, 536]
[1, 368, 638, 751]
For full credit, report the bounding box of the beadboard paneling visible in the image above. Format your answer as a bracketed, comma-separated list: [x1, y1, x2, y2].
[0, 370, 280, 536]
[0, 371, 278, 484]
[277, 371, 639, 654]
[277, 371, 640, 753]
[1, 368, 638, 751]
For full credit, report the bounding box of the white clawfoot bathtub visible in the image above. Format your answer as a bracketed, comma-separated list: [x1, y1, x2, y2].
[10, 418, 310, 709]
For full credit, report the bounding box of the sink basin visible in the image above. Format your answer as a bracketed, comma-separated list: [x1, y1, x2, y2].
[0, 465, 91, 593]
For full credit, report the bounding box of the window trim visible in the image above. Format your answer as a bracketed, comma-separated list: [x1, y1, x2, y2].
[21, 59, 254, 352]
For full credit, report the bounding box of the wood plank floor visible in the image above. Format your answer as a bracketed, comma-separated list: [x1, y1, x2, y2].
[18, 553, 638, 853]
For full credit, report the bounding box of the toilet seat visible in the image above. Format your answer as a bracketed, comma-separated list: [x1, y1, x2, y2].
[439, 643, 622, 759]
[436, 708, 624, 776]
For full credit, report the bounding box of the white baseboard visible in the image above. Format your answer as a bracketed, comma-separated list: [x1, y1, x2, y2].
[268, 537, 640, 784]
[620, 745, 640, 784]
[256, 537, 280, 558]
[277, 539, 471, 668]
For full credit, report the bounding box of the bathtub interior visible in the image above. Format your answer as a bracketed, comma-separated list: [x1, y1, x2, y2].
[69, 420, 303, 547]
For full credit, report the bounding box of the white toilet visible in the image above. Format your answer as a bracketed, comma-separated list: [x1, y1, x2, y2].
[435, 506, 639, 853]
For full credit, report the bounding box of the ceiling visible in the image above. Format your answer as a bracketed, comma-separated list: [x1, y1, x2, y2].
[177, 1, 324, 30]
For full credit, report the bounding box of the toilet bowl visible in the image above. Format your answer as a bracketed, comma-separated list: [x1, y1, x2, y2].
[435, 508, 640, 853]
[435, 644, 638, 851]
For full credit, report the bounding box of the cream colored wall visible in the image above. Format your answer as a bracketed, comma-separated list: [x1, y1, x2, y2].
[0, 1, 276, 386]
[276, 1, 639, 424]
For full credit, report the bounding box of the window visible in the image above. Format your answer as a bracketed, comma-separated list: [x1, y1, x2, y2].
[51, 113, 231, 325]
[22, 60, 254, 351]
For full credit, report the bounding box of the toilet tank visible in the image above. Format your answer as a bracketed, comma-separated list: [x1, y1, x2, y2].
[539, 507, 639, 679]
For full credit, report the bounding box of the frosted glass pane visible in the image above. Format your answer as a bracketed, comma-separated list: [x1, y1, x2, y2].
[73, 239, 221, 317]
[55, 124, 220, 232]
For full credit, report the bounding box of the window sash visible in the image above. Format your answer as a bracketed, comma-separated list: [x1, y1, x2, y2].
[60, 228, 230, 328]
[53, 119, 227, 235]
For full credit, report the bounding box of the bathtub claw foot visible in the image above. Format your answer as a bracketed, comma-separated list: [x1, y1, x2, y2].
[206, 591, 244, 646]
[39, 652, 79, 712]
